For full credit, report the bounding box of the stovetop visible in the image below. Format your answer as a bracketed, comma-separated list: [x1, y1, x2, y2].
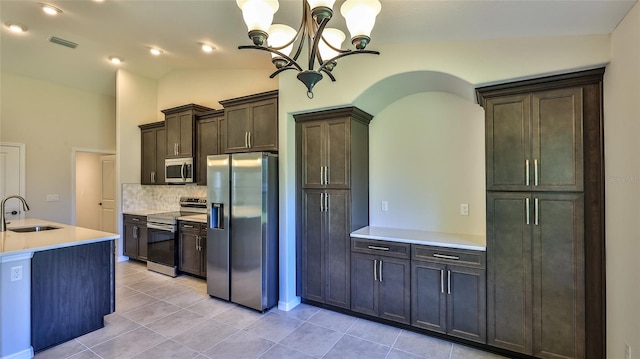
[147, 197, 206, 224]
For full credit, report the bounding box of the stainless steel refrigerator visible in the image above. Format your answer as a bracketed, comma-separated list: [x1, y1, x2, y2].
[206, 152, 278, 312]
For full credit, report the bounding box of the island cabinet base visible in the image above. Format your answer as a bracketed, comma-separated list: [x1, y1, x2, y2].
[31, 240, 115, 352]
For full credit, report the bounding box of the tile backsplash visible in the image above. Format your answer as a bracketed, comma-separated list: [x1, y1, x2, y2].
[122, 183, 206, 212]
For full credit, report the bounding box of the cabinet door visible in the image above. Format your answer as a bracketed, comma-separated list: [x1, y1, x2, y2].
[485, 95, 531, 191]
[324, 190, 350, 308]
[199, 231, 207, 277]
[225, 106, 251, 152]
[178, 111, 194, 157]
[249, 99, 278, 152]
[179, 230, 201, 275]
[137, 225, 148, 260]
[378, 256, 410, 324]
[197, 117, 221, 185]
[351, 252, 378, 317]
[300, 190, 325, 302]
[141, 129, 155, 184]
[447, 265, 486, 343]
[532, 193, 584, 359]
[155, 127, 166, 184]
[531, 88, 583, 192]
[165, 113, 180, 157]
[412, 260, 446, 333]
[486, 192, 533, 354]
[325, 119, 350, 188]
[123, 222, 138, 259]
[300, 121, 324, 188]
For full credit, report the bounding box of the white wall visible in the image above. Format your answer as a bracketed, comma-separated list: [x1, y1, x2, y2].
[604, 2, 640, 357]
[0, 73, 115, 224]
[370, 92, 485, 234]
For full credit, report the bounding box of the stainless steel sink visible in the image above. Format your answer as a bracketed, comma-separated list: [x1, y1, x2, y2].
[9, 225, 61, 233]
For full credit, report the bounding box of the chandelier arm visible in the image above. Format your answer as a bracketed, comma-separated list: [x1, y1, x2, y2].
[318, 49, 380, 72]
[309, 16, 331, 70]
[238, 45, 304, 72]
[268, 66, 300, 79]
[321, 68, 336, 82]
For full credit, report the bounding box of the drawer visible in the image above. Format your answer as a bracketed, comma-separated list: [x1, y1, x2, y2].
[412, 245, 485, 268]
[179, 221, 203, 232]
[351, 238, 410, 259]
[124, 214, 146, 224]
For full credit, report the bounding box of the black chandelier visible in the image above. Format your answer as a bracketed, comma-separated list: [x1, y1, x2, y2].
[236, 0, 381, 98]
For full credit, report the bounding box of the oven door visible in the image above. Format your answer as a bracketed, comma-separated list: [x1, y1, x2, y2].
[147, 226, 178, 276]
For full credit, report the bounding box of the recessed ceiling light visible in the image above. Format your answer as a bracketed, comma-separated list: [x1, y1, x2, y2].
[200, 43, 215, 53]
[108, 56, 123, 65]
[40, 3, 62, 15]
[6, 22, 27, 33]
[150, 47, 163, 56]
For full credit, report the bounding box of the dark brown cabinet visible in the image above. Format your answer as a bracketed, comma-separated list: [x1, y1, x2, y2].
[411, 245, 486, 343]
[477, 68, 605, 359]
[351, 239, 410, 324]
[140, 121, 166, 185]
[485, 87, 583, 192]
[31, 241, 115, 352]
[162, 104, 212, 159]
[196, 109, 225, 185]
[486, 192, 584, 357]
[178, 221, 206, 277]
[220, 90, 278, 153]
[300, 118, 351, 189]
[295, 107, 372, 310]
[123, 214, 148, 261]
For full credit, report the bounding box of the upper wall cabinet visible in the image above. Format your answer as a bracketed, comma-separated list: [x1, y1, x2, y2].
[482, 88, 583, 192]
[162, 104, 213, 159]
[139, 121, 166, 185]
[195, 109, 225, 186]
[220, 90, 278, 153]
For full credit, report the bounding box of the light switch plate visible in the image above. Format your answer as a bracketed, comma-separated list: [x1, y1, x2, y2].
[460, 203, 469, 216]
[381, 201, 389, 211]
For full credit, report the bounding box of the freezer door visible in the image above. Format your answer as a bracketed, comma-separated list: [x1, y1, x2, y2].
[206, 154, 231, 300]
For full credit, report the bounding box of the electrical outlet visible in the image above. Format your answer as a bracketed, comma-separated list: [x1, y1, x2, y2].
[626, 344, 631, 359]
[10, 266, 23, 281]
[460, 203, 469, 216]
[381, 201, 389, 212]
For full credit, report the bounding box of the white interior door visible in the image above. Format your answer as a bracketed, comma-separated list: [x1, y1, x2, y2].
[0, 143, 26, 220]
[100, 155, 116, 233]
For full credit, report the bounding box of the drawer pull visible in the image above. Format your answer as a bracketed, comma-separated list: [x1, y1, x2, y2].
[433, 253, 459, 260]
[183, 224, 195, 228]
[367, 245, 390, 251]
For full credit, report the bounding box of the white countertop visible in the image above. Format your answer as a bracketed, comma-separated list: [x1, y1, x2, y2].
[351, 226, 486, 251]
[1, 219, 119, 258]
[178, 214, 207, 223]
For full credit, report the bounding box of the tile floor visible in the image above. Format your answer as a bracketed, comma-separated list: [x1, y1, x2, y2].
[34, 260, 510, 359]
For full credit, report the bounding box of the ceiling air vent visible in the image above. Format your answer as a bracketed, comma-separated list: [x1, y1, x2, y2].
[49, 36, 78, 49]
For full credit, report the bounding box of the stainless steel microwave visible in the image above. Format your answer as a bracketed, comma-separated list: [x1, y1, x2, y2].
[165, 157, 194, 184]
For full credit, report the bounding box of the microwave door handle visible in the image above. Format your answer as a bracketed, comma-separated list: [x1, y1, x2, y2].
[181, 162, 186, 182]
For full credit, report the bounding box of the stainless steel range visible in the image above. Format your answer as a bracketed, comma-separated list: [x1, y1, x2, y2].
[146, 196, 206, 277]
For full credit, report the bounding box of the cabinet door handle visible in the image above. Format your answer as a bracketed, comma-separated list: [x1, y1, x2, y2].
[535, 197, 539, 226]
[325, 166, 329, 185]
[447, 270, 451, 294]
[534, 159, 539, 186]
[373, 259, 377, 281]
[245, 132, 249, 148]
[133, 225, 138, 239]
[379, 260, 383, 282]
[440, 269, 445, 293]
[320, 166, 324, 185]
[432, 253, 459, 260]
[325, 192, 329, 211]
[320, 193, 324, 212]
[526, 197, 530, 225]
[525, 159, 530, 186]
[132, 217, 140, 222]
[367, 245, 390, 251]
[248, 131, 252, 148]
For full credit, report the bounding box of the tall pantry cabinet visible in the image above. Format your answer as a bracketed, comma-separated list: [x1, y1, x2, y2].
[476, 68, 605, 359]
[295, 107, 372, 309]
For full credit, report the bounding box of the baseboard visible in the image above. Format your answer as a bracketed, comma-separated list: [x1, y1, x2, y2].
[278, 296, 301, 312]
[0, 347, 34, 359]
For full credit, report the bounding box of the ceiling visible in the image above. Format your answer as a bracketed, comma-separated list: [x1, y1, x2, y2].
[1, 0, 636, 96]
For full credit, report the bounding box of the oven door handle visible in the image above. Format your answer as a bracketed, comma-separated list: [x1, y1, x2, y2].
[146, 223, 176, 232]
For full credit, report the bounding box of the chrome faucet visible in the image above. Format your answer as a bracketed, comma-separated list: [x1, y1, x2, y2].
[1, 195, 30, 232]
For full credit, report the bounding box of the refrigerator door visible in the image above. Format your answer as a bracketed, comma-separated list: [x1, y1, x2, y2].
[230, 152, 278, 311]
[206, 154, 231, 300]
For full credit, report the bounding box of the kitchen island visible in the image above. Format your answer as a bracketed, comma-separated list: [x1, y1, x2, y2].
[1, 219, 119, 359]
